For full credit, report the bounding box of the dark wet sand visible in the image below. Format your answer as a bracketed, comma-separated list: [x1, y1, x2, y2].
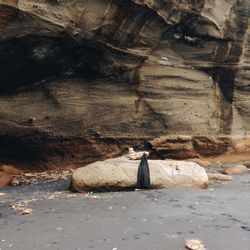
[0, 173, 250, 250]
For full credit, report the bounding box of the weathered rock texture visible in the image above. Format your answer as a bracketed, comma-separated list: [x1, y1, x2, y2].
[72, 157, 209, 191]
[0, 0, 249, 169]
[207, 172, 233, 181]
[0, 170, 12, 187]
[223, 164, 249, 175]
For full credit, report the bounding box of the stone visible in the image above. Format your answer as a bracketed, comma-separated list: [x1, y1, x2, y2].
[71, 157, 208, 192]
[21, 208, 32, 215]
[10, 177, 20, 186]
[0, 171, 12, 187]
[185, 239, 206, 250]
[244, 162, 250, 168]
[207, 173, 233, 181]
[223, 165, 249, 175]
[0, 164, 24, 175]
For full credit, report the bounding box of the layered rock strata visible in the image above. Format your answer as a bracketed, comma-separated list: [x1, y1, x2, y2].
[0, 0, 249, 169]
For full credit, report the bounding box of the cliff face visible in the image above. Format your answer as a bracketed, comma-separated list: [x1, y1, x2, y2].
[0, 0, 249, 169]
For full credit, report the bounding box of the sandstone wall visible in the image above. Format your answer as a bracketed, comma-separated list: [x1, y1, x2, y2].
[0, 0, 249, 168]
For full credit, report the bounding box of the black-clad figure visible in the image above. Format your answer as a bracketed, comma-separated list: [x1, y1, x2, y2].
[137, 153, 151, 189]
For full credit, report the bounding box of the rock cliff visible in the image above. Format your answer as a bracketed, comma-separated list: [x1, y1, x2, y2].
[0, 0, 249, 169]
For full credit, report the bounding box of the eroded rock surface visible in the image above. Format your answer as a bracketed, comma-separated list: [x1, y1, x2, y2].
[0, 170, 12, 187]
[207, 173, 233, 181]
[72, 157, 209, 191]
[223, 164, 249, 175]
[0, 0, 249, 169]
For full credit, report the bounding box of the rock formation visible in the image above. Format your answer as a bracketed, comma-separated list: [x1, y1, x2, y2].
[0, 0, 249, 169]
[223, 164, 249, 175]
[71, 157, 209, 192]
[0, 170, 12, 187]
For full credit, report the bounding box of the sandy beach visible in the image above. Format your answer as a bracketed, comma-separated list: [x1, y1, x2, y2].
[1, 169, 250, 250]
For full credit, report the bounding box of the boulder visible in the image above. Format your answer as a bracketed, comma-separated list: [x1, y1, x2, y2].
[0, 164, 24, 175]
[0, 170, 12, 187]
[72, 157, 208, 192]
[223, 165, 249, 175]
[207, 173, 233, 181]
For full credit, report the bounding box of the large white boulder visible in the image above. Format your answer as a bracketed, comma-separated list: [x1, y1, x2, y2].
[71, 157, 208, 192]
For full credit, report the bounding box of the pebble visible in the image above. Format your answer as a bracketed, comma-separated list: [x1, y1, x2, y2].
[21, 208, 32, 215]
[56, 227, 63, 232]
[10, 178, 20, 186]
[185, 239, 206, 250]
[208, 173, 233, 181]
[223, 165, 248, 175]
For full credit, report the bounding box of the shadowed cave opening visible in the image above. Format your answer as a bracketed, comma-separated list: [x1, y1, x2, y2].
[0, 34, 104, 94]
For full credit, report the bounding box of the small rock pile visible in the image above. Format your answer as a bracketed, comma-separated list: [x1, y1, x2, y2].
[0, 163, 73, 187]
[10, 199, 38, 215]
[11, 170, 73, 186]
